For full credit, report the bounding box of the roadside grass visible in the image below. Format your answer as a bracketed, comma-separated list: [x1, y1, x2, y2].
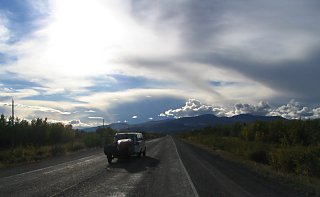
[181, 135, 320, 196]
[0, 140, 87, 168]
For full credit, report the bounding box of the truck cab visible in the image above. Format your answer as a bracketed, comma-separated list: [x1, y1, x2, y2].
[104, 132, 147, 163]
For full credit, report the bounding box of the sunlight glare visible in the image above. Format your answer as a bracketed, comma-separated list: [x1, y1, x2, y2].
[44, 0, 148, 77]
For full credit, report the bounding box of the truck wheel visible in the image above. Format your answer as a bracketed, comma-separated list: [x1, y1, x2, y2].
[107, 155, 112, 164]
[143, 148, 146, 156]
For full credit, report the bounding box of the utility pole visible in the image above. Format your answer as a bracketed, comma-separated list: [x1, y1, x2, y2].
[12, 98, 14, 121]
[102, 118, 106, 147]
[8, 98, 15, 124]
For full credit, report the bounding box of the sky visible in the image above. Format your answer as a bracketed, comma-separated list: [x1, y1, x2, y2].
[1, 0, 320, 128]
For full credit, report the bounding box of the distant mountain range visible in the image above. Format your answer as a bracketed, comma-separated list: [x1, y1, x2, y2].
[82, 114, 285, 133]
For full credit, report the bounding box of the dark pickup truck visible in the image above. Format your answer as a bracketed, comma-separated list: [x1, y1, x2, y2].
[104, 132, 146, 163]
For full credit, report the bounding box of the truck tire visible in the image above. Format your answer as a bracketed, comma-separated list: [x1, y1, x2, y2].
[107, 155, 112, 164]
[143, 147, 146, 156]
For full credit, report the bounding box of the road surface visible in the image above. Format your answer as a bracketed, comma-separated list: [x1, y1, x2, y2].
[0, 136, 299, 197]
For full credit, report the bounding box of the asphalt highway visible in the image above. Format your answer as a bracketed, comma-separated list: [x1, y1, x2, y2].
[0, 136, 299, 197]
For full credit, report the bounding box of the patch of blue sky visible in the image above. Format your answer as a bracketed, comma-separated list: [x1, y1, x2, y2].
[21, 88, 88, 103]
[210, 80, 236, 87]
[88, 74, 172, 93]
[22, 94, 79, 103]
[0, 53, 6, 64]
[0, 53, 18, 64]
[0, 73, 41, 89]
[0, 0, 49, 43]
[108, 97, 185, 124]
[0, 106, 10, 115]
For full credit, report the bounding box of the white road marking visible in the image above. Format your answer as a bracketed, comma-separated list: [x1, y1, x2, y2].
[171, 137, 200, 197]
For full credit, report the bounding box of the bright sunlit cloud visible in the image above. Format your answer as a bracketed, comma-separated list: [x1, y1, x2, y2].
[5, 0, 180, 90]
[1, 0, 320, 127]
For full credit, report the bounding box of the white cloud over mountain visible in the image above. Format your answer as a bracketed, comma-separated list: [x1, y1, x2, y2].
[160, 99, 226, 119]
[268, 100, 320, 120]
[161, 99, 320, 120]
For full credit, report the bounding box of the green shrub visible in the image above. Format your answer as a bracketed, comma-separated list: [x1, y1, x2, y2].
[51, 145, 66, 156]
[248, 150, 269, 164]
[270, 146, 320, 177]
[83, 133, 100, 147]
[66, 141, 85, 152]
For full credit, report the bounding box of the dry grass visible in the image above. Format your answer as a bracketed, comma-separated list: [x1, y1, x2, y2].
[182, 137, 320, 197]
[0, 140, 86, 168]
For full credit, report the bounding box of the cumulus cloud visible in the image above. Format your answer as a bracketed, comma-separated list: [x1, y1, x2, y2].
[69, 119, 92, 128]
[312, 108, 320, 119]
[69, 120, 80, 124]
[268, 100, 316, 119]
[235, 101, 271, 115]
[161, 99, 320, 120]
[161, 99, 227, 118]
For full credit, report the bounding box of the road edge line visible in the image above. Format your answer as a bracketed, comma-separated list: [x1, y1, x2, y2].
[171, 136, 200, 197]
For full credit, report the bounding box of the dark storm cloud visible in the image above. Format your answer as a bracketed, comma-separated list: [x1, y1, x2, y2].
[124, 56, 224, 99]
[130, 0, 319, 47]
[129, 0, 320, 103]
[190, 51, 320, 101]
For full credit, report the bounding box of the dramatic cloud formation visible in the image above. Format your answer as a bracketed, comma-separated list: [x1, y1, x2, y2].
[1, 0, 320, 127]
[125, 0, 320, 101]
[160, 99, 227, 119]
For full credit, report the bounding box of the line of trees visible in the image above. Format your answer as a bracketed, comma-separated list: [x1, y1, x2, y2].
[0, 114, 75, 148]
[0, 114, 119, 165]
[198, 119, 320, 146]
[181, 119, 320, 178]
